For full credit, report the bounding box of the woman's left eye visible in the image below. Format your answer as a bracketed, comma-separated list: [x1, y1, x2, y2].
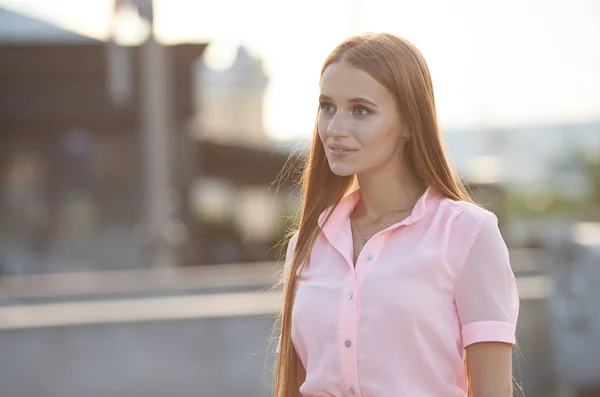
[353, 107, 369, 116]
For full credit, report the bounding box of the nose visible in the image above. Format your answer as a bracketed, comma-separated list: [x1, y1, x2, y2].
[326, 112, 348, 137]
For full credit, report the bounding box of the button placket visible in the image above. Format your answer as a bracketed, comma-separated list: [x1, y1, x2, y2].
[346, 235, 388, 397]
[339, 273, 359, 396]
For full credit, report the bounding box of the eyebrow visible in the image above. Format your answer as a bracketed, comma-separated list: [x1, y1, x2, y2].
[319, 95, 379, 108]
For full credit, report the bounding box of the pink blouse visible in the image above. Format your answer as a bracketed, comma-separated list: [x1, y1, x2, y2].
[277, 186, 519, 397]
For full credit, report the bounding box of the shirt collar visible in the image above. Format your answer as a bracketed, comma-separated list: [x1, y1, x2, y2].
[318, 185, 438, 235]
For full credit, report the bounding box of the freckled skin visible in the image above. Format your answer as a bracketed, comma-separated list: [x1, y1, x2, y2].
[318, 62, 408, 179]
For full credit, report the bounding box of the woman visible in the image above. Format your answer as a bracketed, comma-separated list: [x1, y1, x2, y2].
[273, 33, 519, 397]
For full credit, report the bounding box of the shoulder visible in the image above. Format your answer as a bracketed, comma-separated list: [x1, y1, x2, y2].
[434, 200, 510, 277]
[435, 198, 501, 244]
[284, 231, 300, 261]
[289, 230, 299, 248]
[439, 197, 497, 227]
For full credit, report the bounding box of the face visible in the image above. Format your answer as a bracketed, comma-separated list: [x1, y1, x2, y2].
[318, 62, 408, 177]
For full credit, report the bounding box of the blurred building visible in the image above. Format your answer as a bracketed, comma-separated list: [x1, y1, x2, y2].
[0, 7, 302, 273]
[187, 45, 300, 265]
[196, 46, 269, 148]
[0, 8, 206, 274]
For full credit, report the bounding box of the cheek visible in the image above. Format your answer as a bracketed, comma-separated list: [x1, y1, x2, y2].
[317, 118, 329, 140]
[358, 121, 399, 151]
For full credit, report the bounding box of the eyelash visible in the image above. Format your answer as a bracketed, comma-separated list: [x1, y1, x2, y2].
[319, 103, 370, 116]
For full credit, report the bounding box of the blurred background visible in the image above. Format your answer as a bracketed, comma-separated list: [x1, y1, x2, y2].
[0, 0, 599, 396]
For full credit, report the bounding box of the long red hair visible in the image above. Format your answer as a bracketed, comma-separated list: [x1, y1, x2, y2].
[272, 32, 474, 397]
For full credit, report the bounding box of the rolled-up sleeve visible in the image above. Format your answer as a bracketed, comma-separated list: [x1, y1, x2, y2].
[455, 213, 519, 349]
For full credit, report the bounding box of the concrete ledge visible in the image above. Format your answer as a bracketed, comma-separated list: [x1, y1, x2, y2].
[0, 262, 280, 299]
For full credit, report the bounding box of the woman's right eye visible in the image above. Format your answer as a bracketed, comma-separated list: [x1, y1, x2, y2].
[319, 103, 335, 113]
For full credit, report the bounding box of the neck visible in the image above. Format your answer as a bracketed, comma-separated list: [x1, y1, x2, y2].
[353, 165, 424, 222]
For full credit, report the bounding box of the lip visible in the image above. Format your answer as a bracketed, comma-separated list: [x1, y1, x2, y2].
[327, 143, 357, 154]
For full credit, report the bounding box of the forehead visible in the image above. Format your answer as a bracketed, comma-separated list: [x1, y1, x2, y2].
[320, 62, 391, 102]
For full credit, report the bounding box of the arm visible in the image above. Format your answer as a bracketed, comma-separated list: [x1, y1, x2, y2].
[455, 212, 520, 397]
[466, 342, 513, 397]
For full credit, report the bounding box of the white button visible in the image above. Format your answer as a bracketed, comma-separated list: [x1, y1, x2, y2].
[344, 340, 352, 348]
[348, 387, 356, 395]
[365, 253, 373, 260]
[347, 292, 354, 299]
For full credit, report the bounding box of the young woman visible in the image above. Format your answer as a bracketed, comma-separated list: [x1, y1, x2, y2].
[273, 33, 519, 397]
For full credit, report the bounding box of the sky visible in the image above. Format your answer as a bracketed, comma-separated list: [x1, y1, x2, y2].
[1, 0, 600, 141]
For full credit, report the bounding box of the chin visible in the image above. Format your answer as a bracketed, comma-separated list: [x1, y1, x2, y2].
[328, 163, 357, 177]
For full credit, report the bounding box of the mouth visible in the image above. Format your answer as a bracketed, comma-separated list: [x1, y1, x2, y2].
[330, 148, 355, 153]
[327, 144, 357, 154]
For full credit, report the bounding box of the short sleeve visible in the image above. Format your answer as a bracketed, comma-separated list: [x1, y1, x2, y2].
[455, 212, 519, 349]
[276, 232, 299, 354]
